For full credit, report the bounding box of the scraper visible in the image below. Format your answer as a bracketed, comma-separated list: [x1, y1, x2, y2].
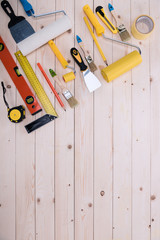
[1, 0, 35, 43]
[70, 48, 101, 93]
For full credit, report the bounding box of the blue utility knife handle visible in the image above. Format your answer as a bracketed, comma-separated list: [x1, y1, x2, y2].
[108, 3, 114, 12]
[19, 0, 34, 16]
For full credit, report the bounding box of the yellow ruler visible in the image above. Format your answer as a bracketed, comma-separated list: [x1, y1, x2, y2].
[15, 50, 58, 117]
[15, 50, 58, 133]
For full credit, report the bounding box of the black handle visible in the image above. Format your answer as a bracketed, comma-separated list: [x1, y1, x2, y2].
[70, 48, 87, 72]
[1, 0, 17, 21]
[96, 6, 105, 17]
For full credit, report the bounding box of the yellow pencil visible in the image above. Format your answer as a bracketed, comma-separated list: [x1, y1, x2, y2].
[83, 16, 108, 66]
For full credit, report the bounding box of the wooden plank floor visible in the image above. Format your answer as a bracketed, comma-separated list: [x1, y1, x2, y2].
[0, 0, 160, 240]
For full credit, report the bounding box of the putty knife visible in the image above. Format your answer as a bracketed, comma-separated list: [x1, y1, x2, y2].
[70, 48, 101, 92]
[1, 0, 35, 43]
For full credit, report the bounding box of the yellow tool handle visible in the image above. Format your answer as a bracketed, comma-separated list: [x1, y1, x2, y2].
[96, 7, 117, 34]
[83, 16, 107, 64]
[48, 40, 68, 69]
[83, 4, 105, 36]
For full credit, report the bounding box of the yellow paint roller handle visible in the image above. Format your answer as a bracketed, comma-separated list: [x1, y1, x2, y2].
[83, 16, 107, 64]
[83, 4, 105, 36]
[48, 40, 68, 69]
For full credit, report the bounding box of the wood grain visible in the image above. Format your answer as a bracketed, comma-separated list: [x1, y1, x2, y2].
[0, 0, 159, 240]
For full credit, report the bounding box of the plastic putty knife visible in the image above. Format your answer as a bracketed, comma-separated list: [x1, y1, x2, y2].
[70, 48, 101, 93]
[1, 0, 35, 43]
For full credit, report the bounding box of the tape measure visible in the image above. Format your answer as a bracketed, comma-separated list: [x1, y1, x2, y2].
[0, 36, 42, 115]
[1, 82, 25, 123]
[15, 51, 58, 133]
[131, 15, 155, 40]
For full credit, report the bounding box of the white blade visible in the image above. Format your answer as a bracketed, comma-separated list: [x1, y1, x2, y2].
[83, 69, 101, 92]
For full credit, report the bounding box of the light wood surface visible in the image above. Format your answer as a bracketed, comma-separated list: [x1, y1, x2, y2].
[0, 0, 160, 240]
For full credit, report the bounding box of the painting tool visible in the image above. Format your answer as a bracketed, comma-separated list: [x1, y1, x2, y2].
[70, 48, 101, 93]
[76, 35, 97, 72]
[108, 3, 131, 41]
[131, 15, 155, 40]
[16, 10, 72, 56]
[1, 0, 35, 43]
[48, 40, 76, 82]
[49, 69, 78, 108]
[83, 16, 108, 66]
[37, 63, 66, 111]
[15, 51, 58, 133]
[83, 5, 142, 82]
[19, 0, 34, 16]
[1, 82, 25, 123]
[0, 36, 41, 115]
[95, 6, 117, 34]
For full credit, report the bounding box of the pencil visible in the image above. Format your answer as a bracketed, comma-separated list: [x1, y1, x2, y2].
[37, 63, 66, 111]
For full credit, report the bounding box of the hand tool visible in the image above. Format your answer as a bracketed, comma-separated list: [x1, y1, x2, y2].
[108, 3, 131, 41]
[19, 0, 34, 16]
[70, 48, 101, 93]
[1, 82, 25, 123]
[83, 16, 108, 66]
[0, 36, 41, 115]
[96, 6, 117, 34]
[1, 0, 35, 43]
[15, 51, 58, 133]
[17, 10, 72, 56]
[49, 69, 79, 108]
[76, 35, 97, 72]
[131, 15, 155, 40]
[83, 4, 142, 82]
[37, 63, 66, 111]
[48, 40, 76, 82]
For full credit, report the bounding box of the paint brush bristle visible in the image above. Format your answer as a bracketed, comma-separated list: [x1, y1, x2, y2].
[117, 25, 131, 41]
[88, 60, 98, 72]
[62, 90, 79, 108]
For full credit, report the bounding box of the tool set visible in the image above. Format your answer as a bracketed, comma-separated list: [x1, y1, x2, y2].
[70, 48, 101, 93]
[108, 3, 131, 41]
[0, 36, 41, 115]
[48, 40, 76, 82]
[0, 0, 154, 132]
[49, 69, 79, 109]
[37, 63, 66, 112]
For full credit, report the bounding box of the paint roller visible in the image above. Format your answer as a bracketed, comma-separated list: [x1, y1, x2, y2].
[17, 13, 72, 56]
[48, 40, 76, 82]
[17, 8, 75, 82]
[83, 4, 142, 82]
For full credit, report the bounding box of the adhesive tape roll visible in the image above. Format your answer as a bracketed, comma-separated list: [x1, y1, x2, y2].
[63, 72, 75, 82]
[131, 15, 154, 40]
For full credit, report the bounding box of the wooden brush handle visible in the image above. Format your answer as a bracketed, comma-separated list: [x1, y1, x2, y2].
[108, 3, 122, 27]
[78, 42, 89, 57]
[54, 76, 67, 92]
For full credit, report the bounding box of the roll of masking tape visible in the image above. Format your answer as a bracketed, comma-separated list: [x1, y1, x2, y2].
[131, 15, 154, 40]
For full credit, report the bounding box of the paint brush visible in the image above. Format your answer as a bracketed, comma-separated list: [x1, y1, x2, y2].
[49, 69, 79, 108]
[76, 35, 97, 72]
[108, 3, 131, 42]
